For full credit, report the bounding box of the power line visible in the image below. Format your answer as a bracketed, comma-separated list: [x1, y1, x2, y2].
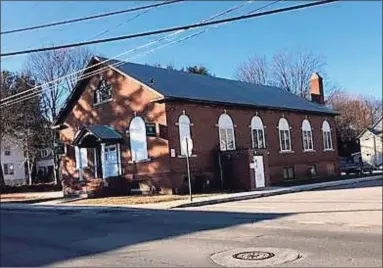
[133, 0, 282, 60]
[0, 0, 339, 57]
[0, 1, 255, 106]
[0, 0, 183, 35]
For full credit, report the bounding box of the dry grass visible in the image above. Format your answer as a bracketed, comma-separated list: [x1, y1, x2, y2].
[0, 194, 44, 202]
[70, 193, 221, 205]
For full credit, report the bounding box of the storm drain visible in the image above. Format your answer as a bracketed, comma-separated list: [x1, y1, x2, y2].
[211, 247, 302, 267]
[232, 251, 275, 261]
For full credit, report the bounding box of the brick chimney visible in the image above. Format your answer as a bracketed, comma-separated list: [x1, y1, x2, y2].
[310, 72, 324, 105]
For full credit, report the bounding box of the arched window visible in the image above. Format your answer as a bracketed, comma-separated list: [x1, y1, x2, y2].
[322, 120, 333, 150]
[251, 116, 266, 149]
[278, 118, 292, 152]
[302, 119, 314, 151]
[129, 116, 148, 161]
[178, 114, 192, 155]
[94, 79, 112, 105]
[218, 114, 236, 151]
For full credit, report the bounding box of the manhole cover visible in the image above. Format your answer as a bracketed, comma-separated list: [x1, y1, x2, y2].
[232, 251, 275, 261]
[211, 247, 302, 267]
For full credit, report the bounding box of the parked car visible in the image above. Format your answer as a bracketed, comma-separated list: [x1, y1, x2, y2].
[339, 157, 373, 175]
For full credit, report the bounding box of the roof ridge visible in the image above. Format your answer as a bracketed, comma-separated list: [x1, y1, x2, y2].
[96, 55, 285, 91]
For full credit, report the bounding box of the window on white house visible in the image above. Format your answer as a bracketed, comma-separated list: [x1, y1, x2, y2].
[94, 79, 112, 104]
[218, 114, 236, 151]
[129, 116, 148, 161]
[302, 119, 314, 151]
[322, 120, 333, 150]
[178, 114, 192, 155]
[75, 146, 88, 169]
[251, 116, 265, 149]
[40, 148, 52, 158]
[278, 118, 292, 151]
[4, 145, 11, 156]
[3, 163, 14, 175]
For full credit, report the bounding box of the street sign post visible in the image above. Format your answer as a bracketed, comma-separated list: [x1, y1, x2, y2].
[181, 136, 193, 202]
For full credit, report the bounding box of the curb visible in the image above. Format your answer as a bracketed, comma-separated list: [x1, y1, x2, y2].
[0, 203, 146, 214]
[171, 175, 382, 208]
[1, 175, 381, 213]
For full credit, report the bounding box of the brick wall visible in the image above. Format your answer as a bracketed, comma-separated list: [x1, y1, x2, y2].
[59, 65, 339, 195]
[60, 66, 173, 194]
[166, 101, 339, 187]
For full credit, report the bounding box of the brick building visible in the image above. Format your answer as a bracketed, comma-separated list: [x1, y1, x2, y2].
[54, 56, 339, 197]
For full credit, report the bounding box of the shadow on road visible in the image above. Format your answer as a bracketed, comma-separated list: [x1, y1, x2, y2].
[0, 208, 290, 267]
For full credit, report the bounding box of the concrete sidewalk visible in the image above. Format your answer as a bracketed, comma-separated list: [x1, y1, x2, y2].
[172, 175, 382, 208]
[1, 175, 381, 213]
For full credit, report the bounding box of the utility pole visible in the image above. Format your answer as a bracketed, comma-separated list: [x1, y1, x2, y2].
[25, 129, 32, 185]
[182, 137, 193, 202]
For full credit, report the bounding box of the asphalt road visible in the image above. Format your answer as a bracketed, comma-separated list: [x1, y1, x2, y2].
[1, 179, 382, 267]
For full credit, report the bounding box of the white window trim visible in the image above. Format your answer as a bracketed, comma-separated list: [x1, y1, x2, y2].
[129, 116, 149, 162]
[218, 114, 236, 151]
[94, 80, 113, 105]
[177, 154, 197, 158]
[178, 114, 193, 156]
[302, 119, 314, 151]
[3, 163, 14, 175]
[102, 144, 122, 178]
[75, 146, 88, 171]
[250, 116, 266, 149]
[278, 118, 293, 152]
[93, 98, 112, 106]
[322, 120, 333, 151]
[128, 158, 151, 164]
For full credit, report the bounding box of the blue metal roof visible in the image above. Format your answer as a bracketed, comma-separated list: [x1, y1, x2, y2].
[99, 57, 337, 115]
[85, 125, 122, 140]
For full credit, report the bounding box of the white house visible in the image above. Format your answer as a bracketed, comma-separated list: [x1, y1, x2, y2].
[358, 117, 383, 167]
[1, 136, 27, 186]
[36, 148, 55, 181]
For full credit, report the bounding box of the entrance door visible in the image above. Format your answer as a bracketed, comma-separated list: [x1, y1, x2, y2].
[104, 145, 119, 178]
[253, 155, 265, 188]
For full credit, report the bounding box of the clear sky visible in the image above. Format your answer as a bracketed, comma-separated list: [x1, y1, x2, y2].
[1, 1, 382, 98]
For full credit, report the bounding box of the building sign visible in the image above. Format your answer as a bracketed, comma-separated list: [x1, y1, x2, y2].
[54, 143, 66, 155]
[146, 123, 157, 137]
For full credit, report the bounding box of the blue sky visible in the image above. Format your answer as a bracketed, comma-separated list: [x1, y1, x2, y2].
[1, 1, 382, 98]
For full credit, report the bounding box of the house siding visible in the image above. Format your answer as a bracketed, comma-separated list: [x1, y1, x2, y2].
[1, 137, 26, 186]
[359, 130, 382, 167]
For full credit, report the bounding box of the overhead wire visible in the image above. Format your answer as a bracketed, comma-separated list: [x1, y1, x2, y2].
[0, 0, 339, 57]
[0, 0, 182, 63]
[1, 0, 337, 108]
[131, 0, 282, 61]
[1, 0, 183, 35]
[1, 0, 255, 106]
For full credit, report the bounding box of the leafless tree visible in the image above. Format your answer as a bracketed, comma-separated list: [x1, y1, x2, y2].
[0, 71, 48, 187]
[25, 47, 92, 121]
[235, 55, 270, 85]
[326, 89, 382, 141]
[25, 47, 92, 185]
[235, 49, 326, 99]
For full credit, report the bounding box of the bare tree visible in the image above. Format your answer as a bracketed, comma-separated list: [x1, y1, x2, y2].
[235, 55, 269, 85]
[26, 47, 92, 121]
[326, 89, 382, 141]
[0, 71, 47, 187]
[25, 47, 92, 185]
[235, 49, 326, 99]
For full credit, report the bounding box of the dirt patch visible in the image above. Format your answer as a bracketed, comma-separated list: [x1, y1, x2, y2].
[69, 194, 221, 205]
